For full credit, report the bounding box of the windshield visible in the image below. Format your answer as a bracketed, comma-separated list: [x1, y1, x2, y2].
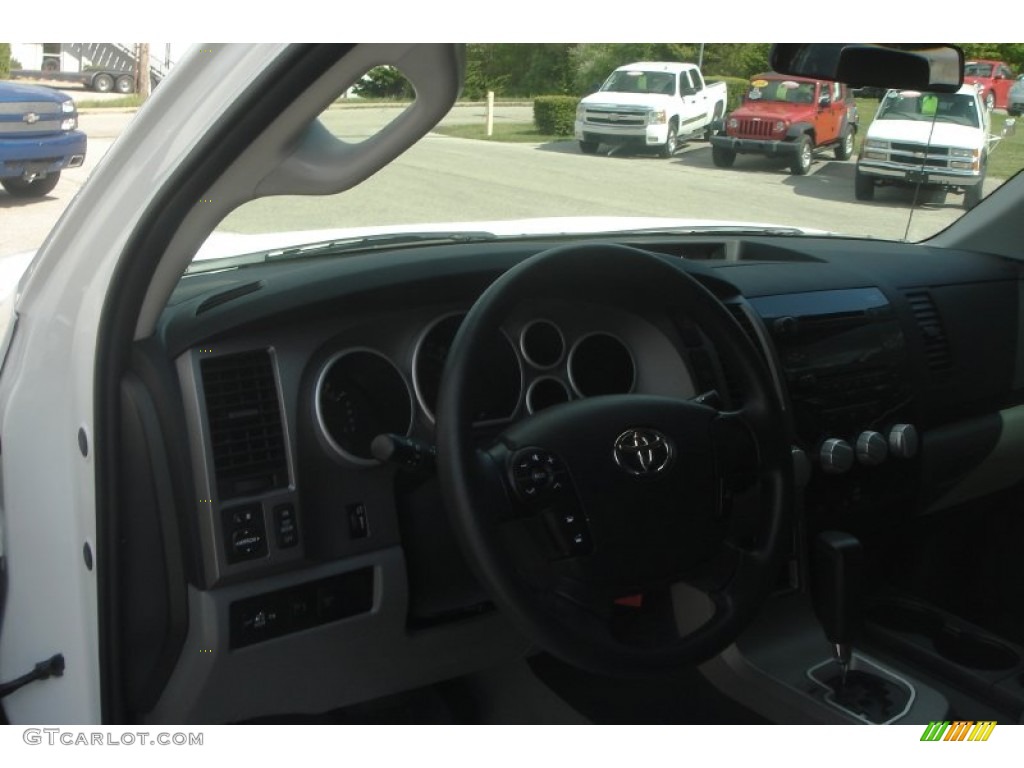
[206, 43, 1024, 260]
[599, 70, 676, 95]
[746, 78, 815, 103]
[876, 91, 981, 127]
[964, 62, 993, 77]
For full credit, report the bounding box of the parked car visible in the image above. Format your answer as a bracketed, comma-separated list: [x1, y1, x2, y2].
[2, 43, 1024, 736]
[963, 59, 1016, 111]
[0, 81, 86, 197]
[854, 85, 1002, 209]
[1009, 74, 1024, 117]
[709, 73, 858, 175]
[574, 61, 727, 157]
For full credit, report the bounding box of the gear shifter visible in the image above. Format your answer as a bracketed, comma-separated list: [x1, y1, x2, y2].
[810, 530, 864, 690]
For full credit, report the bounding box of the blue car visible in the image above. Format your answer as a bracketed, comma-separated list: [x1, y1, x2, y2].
[0, 81, 87, 197]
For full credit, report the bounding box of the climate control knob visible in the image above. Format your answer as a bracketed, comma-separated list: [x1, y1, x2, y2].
[819, 438, 854, 474]
[856, 431, 888, 466]
[888, 424, 919, 459]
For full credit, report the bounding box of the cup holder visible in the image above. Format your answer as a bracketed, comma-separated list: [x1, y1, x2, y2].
[932, 629, 1019, 671]
[869, 602, 944, 636]
[868, 600, 1020, 672]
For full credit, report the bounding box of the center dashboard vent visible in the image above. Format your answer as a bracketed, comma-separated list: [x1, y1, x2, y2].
[905, 290, 952, 372]
[201, 350, 289, 500]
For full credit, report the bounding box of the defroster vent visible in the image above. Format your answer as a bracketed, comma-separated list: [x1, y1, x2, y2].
[201, 350, 289, 500]
[905, 290, 952, 372]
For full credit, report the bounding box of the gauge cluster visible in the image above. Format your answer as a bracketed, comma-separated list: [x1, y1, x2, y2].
[311, 304, 691, 468]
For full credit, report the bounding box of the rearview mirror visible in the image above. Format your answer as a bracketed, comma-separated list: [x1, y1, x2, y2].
[770, 44, 964, 93]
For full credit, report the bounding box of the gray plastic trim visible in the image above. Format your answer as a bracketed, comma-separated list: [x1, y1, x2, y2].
[144, 547, 531, 723]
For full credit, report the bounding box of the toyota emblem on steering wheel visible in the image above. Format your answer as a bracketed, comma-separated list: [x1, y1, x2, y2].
[613, 429, 674, 477]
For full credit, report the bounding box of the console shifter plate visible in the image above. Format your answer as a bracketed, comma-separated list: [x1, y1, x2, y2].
[807, 654, 916, 724]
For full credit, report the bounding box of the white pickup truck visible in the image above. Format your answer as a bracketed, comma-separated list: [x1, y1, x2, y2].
[573, 62, 727, 157]
[855, 85, 1014, 210]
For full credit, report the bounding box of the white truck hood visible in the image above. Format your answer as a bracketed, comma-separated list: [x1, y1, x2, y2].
[866, 119, 984, 149]
[580, 91, 671, 109]
[192, 216, 829, 263]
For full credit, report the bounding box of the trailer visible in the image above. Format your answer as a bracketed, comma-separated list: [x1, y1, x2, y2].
[12, 68, 140, 94]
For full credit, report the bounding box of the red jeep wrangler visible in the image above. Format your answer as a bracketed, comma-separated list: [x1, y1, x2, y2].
[710, 73, 858, 175]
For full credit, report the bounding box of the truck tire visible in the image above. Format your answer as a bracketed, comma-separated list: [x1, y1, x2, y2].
[659, 123, 678, 158]
[964, 176, 985, 210]
[579, 140, 600, 155]
[790, 135, 813, 175]
[116, 75, 135, 94]
[711, 146, 735, 168]
[92, 73, 115, 93]
[834, 127, 855, 161]
[2, 172, 61, 198]
[704, 103, 724, 141]
[854, 169, 875, 200]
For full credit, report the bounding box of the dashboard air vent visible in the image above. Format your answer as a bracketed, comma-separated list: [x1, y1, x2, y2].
[905, 290, 952, 372]
[201, 350, 289, 500]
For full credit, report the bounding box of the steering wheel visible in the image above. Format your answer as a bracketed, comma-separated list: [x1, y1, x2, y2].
[435, 243, 792, 676]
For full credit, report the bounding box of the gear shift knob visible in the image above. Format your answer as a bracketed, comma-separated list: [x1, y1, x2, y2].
[811, 530, 864, 681]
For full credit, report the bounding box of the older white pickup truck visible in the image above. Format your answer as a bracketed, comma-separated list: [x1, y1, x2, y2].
[855, 85, 1014, 210]
[573, 62, 727, 157]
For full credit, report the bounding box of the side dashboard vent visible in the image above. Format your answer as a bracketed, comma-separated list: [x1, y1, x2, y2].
[201, 350, 289, 500]
[905, 290, 953, 372]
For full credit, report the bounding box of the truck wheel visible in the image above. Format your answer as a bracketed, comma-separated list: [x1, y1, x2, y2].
[704, 104, 724, 141]
[790, 135, 813, 175]
[711, 146, 735, 168]
[834, 128, 855, 161]
[2, 172, 61, 198]
[579, 140, 600, 155]
[964, 177, 985, 210]
[115, 75, 135, 94]
[854, 168, 875, 200]
[92, 73, 115, 93]
[659, 124, 678, 158]
[984, 91, 995, 111]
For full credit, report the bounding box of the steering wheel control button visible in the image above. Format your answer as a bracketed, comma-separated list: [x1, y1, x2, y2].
[819, 438, 854, 474]
[543, 508, 593, 556]
[888, 423, 919, 459]
[510, 448, 569, 505]
[613, 428, 674, 478]
[222, 504, 268, 563]
[347, 502, 370, 539]
[855, 431, 888, 466]
[273, 503, 299, 549]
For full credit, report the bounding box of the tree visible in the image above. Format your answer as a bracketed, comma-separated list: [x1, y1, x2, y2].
[0, 44, 11, 80]
[352, 66, 414, 99]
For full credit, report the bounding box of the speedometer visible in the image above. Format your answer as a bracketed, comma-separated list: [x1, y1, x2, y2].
[414, 313, 521, 423]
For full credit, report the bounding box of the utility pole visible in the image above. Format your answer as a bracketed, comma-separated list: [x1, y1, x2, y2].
[135, 43, 151, 100]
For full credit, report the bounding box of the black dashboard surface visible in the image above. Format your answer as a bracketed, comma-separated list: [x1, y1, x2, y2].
[126, 233, 1024, 721]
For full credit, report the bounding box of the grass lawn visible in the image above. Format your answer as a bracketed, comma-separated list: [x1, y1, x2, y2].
[432, 122, 570, 143]
[77, 94, 148, 109]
